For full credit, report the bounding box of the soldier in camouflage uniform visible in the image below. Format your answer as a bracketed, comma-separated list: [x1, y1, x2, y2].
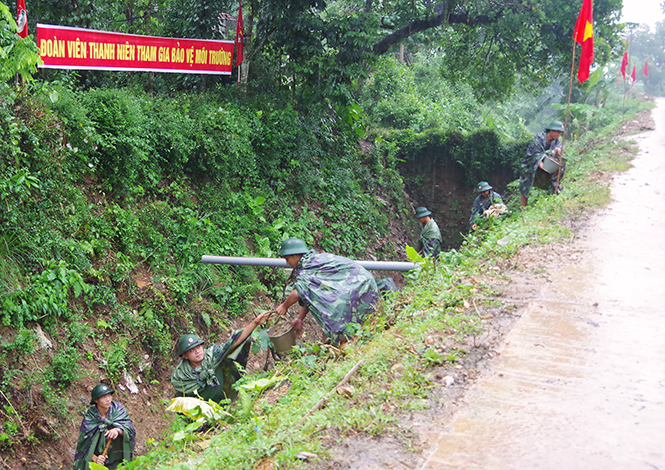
[414, 207, 442, 258]
[275, 238, 379, 346]
[170, 312, 269, 404]
[520, 121, 566, 209]
[73, 384, 135, 470]
[470, 181, 503, 230]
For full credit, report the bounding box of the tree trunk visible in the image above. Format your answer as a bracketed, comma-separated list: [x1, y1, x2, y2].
[240, 60, 250, 84]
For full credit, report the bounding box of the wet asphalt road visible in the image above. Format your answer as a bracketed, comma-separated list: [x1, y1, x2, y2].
[419, 98, 665, 470]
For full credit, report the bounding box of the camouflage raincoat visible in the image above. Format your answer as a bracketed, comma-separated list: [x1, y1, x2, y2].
[73, 401, 135, 470]
[470, 190, 503, 226]
[418, 219, 442, 258]
[170, 331, 250, 404]
[520, 131, 566, 197]
[294, 250, 379, 344]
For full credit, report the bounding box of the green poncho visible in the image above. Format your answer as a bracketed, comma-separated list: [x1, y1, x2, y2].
[418, 219, 442, 258]
[470, 190, 503, 227]
[73, 401, 135, 470]
[293, 250, 379, 344]
[170, 331, 251, 404]
[519, 131, 566, 197]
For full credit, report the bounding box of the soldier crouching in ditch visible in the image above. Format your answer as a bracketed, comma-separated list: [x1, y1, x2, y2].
[170, 311, 269, 404]
[470, 181, 504, 230]
[414, 206, 442, 258]
[73, 384, 135, 470]
[274, 238, 380, 347]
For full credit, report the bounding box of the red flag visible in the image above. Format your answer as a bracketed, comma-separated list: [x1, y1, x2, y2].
[644, 60, 649, 77]
[573, 0, 594, 82]
[235, 0, 244, 66]
[620, 52, 628, 80]
[631, 64, 636, 84]
[16, 0, 28, 38]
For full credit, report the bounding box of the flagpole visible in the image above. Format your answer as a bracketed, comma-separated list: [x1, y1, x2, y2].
[559, 39, 578, 192]
[563, 40, 577, 151]
[235, 0, 244, 85]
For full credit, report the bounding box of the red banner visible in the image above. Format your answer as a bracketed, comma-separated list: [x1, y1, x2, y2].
[37, 24, 234, 75]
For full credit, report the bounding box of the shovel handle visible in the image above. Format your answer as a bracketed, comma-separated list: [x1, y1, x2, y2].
[101, 436, 113, 458]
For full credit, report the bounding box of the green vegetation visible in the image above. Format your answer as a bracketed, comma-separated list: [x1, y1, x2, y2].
[119, 93, 649, 469]
[0, 3, 40, 82]
[124, 81, 651, 466]
[28, 0, 625, 102]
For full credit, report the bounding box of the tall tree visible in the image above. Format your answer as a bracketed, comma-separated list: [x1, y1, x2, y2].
[27, 0, 625, 102]
[238, 0, 624, 101]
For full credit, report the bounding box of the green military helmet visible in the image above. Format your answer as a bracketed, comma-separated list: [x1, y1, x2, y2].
[90, 384, 114, 405]
[545, 120, 565, 132]
[414, 206, 432, 218]
[476, 181, 493, 192]
[176, 334, 204, 357]
[279, 238, 309, 256]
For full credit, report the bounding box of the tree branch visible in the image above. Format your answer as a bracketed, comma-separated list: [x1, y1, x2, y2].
[297, 359, 364, 426]
[372, 13, 495, 55]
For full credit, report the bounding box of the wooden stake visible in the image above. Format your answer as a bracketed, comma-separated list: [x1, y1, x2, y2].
[297, 359, 364, 426]
[101, 437, 113, 458]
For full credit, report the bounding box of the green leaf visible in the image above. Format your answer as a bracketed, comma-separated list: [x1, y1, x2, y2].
[406, 245, 424, 263]
[166, 397, 215, 420]
[172, 430, 188, 442]
[238, 375, 286, 392]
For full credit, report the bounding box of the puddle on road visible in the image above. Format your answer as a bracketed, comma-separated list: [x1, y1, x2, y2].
[418, 99, 665, 470]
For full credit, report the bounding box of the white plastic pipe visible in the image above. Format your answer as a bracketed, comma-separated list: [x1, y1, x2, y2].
[201, 255, 416, 271]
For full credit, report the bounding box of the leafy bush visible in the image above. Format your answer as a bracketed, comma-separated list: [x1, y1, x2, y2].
[47, 345, 81, 386]
[1, 260, 90, 326]
[360, 55, 483, 133]
[0, 4, 41, 83]
[1, 327, 37, 356]
[387, 128, 524, 187]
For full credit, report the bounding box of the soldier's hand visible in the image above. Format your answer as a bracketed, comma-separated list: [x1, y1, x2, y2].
[275, 304, 287, 316]
[105, 428, 121, 440]
[93, 454, 108, 465]
[253, 311, 270, 326]
[292, 317, 303, 332]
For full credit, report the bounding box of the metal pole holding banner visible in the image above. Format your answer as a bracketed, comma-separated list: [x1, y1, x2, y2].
[201, 255, 417, 272]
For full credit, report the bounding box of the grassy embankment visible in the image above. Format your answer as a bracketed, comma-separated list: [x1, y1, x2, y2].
[124, 95, 652, 469]
[0, 83, 415, 463]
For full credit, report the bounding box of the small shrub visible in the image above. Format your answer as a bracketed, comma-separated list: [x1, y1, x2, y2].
[102, 337, 129, 381]
[2, 327, 37, 357]
[47, 345, 81, 386]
